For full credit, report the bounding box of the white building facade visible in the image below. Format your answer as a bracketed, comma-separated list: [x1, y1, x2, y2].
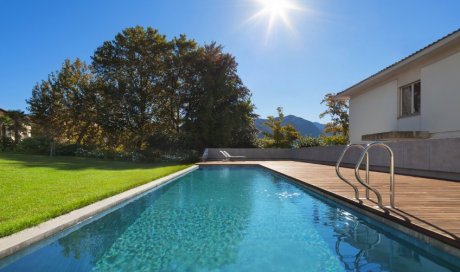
[337, 29, 460, 144]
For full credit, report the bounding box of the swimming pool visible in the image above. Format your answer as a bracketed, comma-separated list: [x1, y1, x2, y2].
[0, 166, 459, 271]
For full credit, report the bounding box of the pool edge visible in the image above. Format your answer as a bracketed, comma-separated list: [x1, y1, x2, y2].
[0, 165, 199, 260]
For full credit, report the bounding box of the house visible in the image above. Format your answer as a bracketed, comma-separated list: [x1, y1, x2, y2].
[336, 28, 460, 144]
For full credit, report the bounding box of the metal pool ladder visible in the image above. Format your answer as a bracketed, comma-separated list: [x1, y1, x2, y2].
[336, 142, 396, 209]
[336, 144, 369, 202]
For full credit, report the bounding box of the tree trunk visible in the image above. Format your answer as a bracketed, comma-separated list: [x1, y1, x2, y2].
[50, 140, 56, 157]
[14, 126, 20, 145]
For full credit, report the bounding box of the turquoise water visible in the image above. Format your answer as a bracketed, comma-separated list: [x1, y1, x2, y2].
[1, 166, 459, 271]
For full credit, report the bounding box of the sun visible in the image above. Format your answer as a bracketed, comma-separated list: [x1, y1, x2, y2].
[248, 0, 303, 36]
[259, 0, 297, 17]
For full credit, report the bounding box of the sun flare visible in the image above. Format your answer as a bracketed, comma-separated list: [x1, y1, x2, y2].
[249, 0, 303, 36]
[259, 0, 297, 17]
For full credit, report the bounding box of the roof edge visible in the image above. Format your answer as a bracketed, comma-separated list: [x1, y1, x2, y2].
[336, 28, 460, 99]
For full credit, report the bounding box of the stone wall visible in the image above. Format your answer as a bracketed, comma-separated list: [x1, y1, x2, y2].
[204, 138, 460, 181]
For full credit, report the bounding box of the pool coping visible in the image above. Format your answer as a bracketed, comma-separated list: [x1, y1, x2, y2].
[0, 165, 199, 260]
[198, 163, 460, 259]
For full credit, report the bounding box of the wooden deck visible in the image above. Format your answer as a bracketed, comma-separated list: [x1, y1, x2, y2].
[198, 161, 460, 249]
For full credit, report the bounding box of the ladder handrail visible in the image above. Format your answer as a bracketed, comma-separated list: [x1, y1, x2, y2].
[355, 142, 395, 209]
[336, 144, 369, 201]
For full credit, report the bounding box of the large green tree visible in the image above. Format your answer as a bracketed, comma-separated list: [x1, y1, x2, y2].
[92, 27, 257, 151]
[92, 26, 171, 151]
[182, 43, 258, 149]
[58, 59, 99, 146]
[27, 59, 98, 152]
[158, 35, 199, 136]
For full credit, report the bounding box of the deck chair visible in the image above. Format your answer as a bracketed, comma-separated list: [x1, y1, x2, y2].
[219, 150, 230, 161]
[220, 150, 246, 161]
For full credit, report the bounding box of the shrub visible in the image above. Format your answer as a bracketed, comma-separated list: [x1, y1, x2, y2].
[320, 135, 348, 146]
[0, 137, 15, 151]
[74, 148, 200, 163]
[56, 144, 77, 156]
[15, 136, 50, 154]
[156, 150, 200, 163]
[75, 148, 105, 159]
[16, 137, 200, 163]
[292, 136, 323, 148]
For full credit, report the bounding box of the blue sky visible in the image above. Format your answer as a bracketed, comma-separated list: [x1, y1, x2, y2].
[1, 0, 459, 122]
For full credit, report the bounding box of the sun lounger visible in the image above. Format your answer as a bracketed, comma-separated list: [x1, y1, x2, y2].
[219, 150, 246, 161]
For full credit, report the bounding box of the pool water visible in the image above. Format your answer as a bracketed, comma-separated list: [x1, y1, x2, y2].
[1, 167, 459, 271]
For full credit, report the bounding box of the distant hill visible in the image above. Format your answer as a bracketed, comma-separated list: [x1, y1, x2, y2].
[312, 122, 325, 132]
[255, 115, 325, 138]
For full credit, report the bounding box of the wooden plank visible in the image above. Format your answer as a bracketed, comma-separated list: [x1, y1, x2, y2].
[198, 161, 460, 248]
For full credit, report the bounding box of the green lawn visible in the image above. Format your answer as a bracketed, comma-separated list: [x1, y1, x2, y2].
[0, 153, 191, 237]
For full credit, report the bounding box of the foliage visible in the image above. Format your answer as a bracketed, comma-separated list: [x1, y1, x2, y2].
[5, 110, 28, 145]
[260, 107, 300, 148]
[319, 93, 349, 138]
[0, 152, 190, 237]
[320, 135, 348, 146]
[16, 136, 51, 154]
[27, 59, 99, 150]
[91, 27, 170, 152]
[27, 26, 258, 159]
[0, 111, 29, 150]
[0, 137, 15, 151]
[74, 148, 199, 163]
[0, 115, 13, 151]
[292, 136, 323, 148]
[180, 43, 258, 150]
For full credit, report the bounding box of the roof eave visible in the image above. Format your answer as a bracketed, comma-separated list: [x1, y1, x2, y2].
[336, 28, 460, 99]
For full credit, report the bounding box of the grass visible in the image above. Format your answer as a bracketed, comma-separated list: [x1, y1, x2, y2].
[0, 153, 192, 238]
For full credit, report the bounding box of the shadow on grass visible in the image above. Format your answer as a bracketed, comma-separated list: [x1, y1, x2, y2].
[0, 153, 187, 171]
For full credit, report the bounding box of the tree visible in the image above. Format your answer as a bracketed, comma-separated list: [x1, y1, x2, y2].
[27, 72, 66, 155]
[182, 43, 258, 149]
[57, 59, 99, 147]
[27, 26, 258, 157]
[260, 107, 300, 148]
[27, 59, 98, 155]
[92, 26, 170, 152]
[6, 110, 28, 145]
[157, 35, 199, 136]
[0, 114, 13, 150]
[319, 93, 349, 138]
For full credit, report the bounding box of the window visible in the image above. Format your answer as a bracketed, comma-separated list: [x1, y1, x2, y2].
[400, 81, 420, 117]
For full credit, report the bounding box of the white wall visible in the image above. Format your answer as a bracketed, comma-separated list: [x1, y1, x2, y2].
[349, 80, 398, 143]
[421, 51, 460, 138]
[349, 50, 460, 142]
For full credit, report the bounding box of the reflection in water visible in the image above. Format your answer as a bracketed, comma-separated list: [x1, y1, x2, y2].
[311, 202, 458, 272]
[0, 167, 459, 272]
[334, 218, 381, 271]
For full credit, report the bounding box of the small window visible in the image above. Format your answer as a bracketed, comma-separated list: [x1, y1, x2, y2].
[399, 81, 421, 117]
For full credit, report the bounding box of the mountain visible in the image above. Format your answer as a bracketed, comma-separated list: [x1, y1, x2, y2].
[255, 115, 325, 138]
[312, 122, 325, 132]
